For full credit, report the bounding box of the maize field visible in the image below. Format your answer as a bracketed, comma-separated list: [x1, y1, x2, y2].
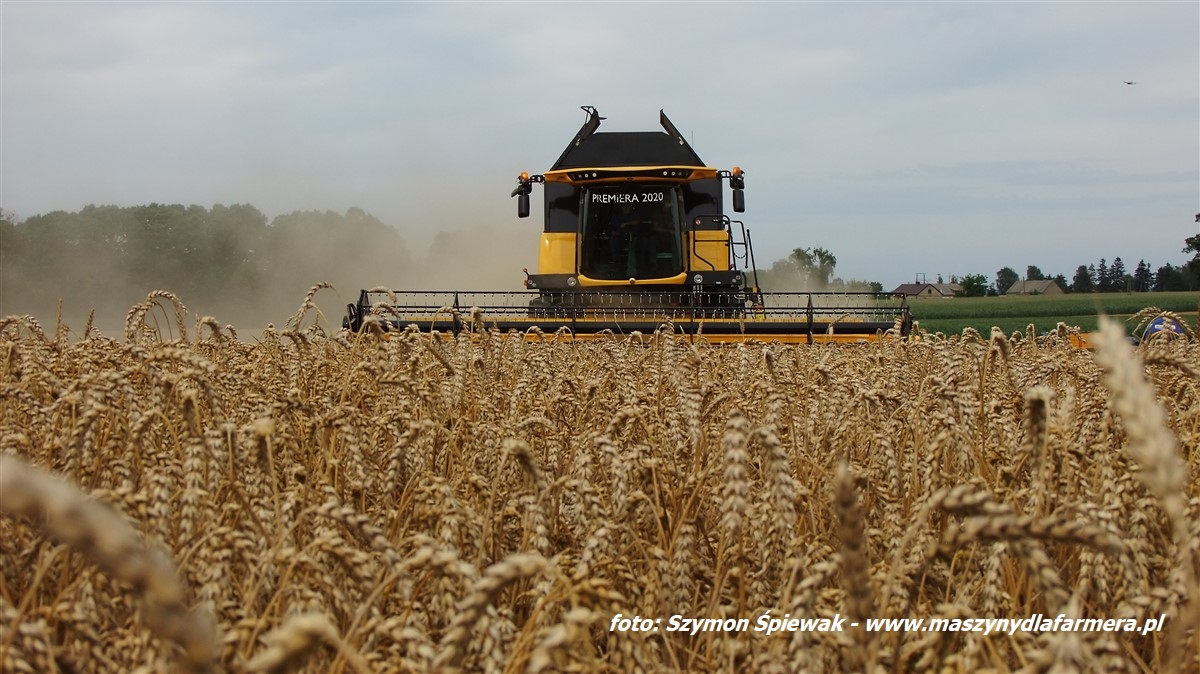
[1, 288, 1197, 673]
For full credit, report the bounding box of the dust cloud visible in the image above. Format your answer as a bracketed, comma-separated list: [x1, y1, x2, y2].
[0, 207, 540, 338]
[294, 223, 540, 335]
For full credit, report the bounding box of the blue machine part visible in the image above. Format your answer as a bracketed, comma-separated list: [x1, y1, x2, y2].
[1143, 316, 1186, 341]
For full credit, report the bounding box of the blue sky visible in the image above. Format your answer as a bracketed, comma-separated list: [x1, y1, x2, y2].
[2, 1, 1197, 291]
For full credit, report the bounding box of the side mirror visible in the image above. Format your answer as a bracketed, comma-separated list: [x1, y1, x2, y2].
[511, 174, 536, 218]
[732, 188, 745, 213]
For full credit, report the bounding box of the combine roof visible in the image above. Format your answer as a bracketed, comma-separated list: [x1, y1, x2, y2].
[550, 108, 706, 170]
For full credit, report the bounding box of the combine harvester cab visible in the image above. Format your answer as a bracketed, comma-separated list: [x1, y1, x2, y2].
[345, 107, 913, 343]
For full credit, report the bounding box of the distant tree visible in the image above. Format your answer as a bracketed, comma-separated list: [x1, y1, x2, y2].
[824, 276, 879, 292]
[788, 248, 814, 284]
[1071, 265, 1094, 293]
[1026, 265, 1046, 281]
[1154, 264, 1181, 291]
[787, 245, 816, 281]
[1096, 259, 1112, 292]
[995, 267, 1019, 294]
[1053, 274, 1069, 293]
[0, 210, 17, 312]
[1183, 264, 1197, 290]
[1110, 257, 1127, 291]
[789, 247, 837, 286]
[813, 248, 838, 286]
[1184, 231, 1200, 277]
[14, 209, 126, 308]
[1075, 265, 1094, 291]
[121, 203, 199, 293]
[200, 203, 269, 298]
[1153, 263, 1197, 292]
[956, 273, 989, 297]
[1133, 260, 1152, 292]
[0, 209, 15, 255]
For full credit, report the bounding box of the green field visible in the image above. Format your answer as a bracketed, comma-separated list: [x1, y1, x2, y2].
[908, 291, 1200, 337]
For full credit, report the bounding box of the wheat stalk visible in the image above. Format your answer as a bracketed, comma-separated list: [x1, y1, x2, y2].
[0, 454, 216, 673]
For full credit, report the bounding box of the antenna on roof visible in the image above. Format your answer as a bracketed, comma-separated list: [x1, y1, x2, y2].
[575, 106, 604, 145]
[550, 106, 605, 169]
[659, 109, 691, 147]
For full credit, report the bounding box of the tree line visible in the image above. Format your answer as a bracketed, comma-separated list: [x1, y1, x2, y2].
[976, 227, 1200, 297]
[990, 253, 1198, 296]
[747, 237, 1200, 298]
[0, 204, 418, 327]
[911, 230, 1200, 297]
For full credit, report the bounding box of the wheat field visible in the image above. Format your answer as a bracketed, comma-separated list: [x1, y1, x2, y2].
[1, 288, 1197, 673]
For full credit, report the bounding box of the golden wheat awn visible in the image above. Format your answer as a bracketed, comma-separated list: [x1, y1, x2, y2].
[0, 287, 1197, 673]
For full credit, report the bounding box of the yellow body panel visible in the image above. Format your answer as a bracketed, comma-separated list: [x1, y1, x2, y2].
[689, 231, 731, 272]
[538, 232, 576, 275]
[577, 272, 688, 287]
[1069, 332, 1097, 349]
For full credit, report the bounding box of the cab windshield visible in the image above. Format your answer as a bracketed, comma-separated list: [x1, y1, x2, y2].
[579, 186, 683, 280]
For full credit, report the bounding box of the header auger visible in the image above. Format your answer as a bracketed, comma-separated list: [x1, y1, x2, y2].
[345, 107, 913, 343]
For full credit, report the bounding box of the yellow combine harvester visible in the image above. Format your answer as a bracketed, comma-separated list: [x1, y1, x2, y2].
[344, 107, 913, 343]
